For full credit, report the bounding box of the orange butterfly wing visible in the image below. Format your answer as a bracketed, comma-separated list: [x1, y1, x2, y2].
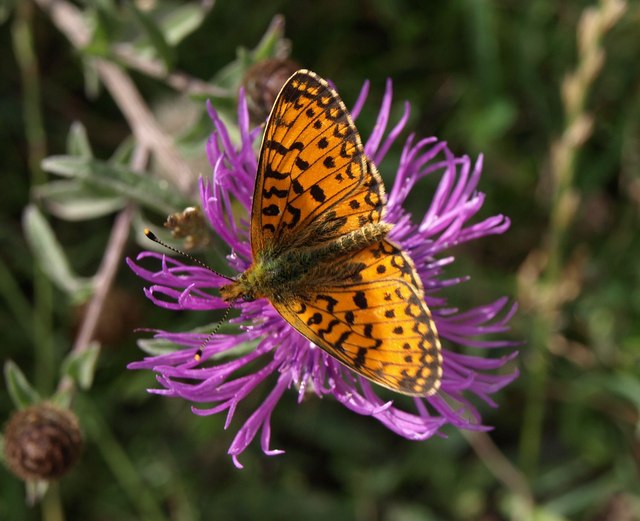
[251, 70, 385, 256]
[274, 240, 443, 396]
[250, 69, 442, 396]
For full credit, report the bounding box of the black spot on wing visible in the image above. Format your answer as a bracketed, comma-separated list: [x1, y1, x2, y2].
[292, 179, 304, 194]
[353, 347, 367, 369]
[264, 165, 288, 180]
[316, 294, 338, 313]
[262, 204, 280, 216]
[263, 186, 288, 199]
[285, 203, 301, 227]
[310, 184, 326, 202]
[323, 156, 336, 169]
[307, 313, 323, 325]
[264, 140, 288, 155]
[295, 157, 310, 171]
[353, 291, 368, 309]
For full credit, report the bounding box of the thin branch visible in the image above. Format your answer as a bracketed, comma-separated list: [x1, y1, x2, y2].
[96, 59, 194, 194]
[58, 145, 148, 395]
[464, 431, 534, 520]
[518, 0, 627, 477]
[34, 0, 194, 195]
[112, 44, 231, 98]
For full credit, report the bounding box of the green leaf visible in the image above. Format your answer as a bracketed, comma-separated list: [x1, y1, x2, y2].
[82, 3, 114, 58]
[60, 342, 101, 390]
[136, 321, 258, 358]
[211, 15, 289, 92]
[249, 14, 288, 62]
[26, 480, 50, 506]
[4, 360, 41, 409]
[129, 1, 175, 71]
[22, 205, 94, 297]
[136, 337, 182, 356]
[67, 122, 93, 158]
[51, 386, 73, 409]
[604, 373, 640, 410]
[41, 156, 191, 215]
[109, 136, 136, 165]
[34, 180, 126, 221]
[162, 3, 210, 46]
[82, 55, 101, 98]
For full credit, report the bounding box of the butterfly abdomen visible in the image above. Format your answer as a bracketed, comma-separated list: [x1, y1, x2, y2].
[222, 222, 394, 304]
[317, 222, 393, 260]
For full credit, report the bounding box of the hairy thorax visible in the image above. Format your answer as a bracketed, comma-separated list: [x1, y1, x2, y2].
[219, 222, 392, 304]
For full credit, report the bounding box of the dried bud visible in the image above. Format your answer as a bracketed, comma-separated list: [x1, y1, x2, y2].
[4, 404, 83, 481]
[242, 58, 300, 124]
[164, 206, 210, 250]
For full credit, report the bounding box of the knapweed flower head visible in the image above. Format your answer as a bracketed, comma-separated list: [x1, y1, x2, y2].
[128, 75, 518, 468]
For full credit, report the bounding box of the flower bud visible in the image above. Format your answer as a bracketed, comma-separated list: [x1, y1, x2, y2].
[242, 58, 300, 124]
[164, 206, 210, 250]
[4, 404, 83, 481]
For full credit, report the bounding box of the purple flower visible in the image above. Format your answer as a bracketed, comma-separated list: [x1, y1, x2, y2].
[128, 78, 519, 468]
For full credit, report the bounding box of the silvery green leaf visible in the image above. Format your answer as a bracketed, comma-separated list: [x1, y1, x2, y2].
[60, 342, 101, 390]
[130, 2, 175, 70]
[22, 205, 94, 297]
[41, 156, 190, 215]
[67, 122, 93, 158]
[137, 325, 257, 359]
[109, 136, 136, 165]
[26, 480, 50, 507]
[162, 3, 211, 45]
[34, 180, 126, 220]
[212, 15, 289, 91]
[4, 360, 41, 409]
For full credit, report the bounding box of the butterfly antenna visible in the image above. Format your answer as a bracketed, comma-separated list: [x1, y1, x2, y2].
[194, 304, 234, 360]
[143, 228, 233, 281]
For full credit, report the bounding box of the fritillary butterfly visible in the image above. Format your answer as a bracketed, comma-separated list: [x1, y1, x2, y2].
[220, 70, 443, 396]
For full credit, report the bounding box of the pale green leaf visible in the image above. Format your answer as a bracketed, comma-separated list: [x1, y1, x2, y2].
[61, 342, 101, 390]
[67, 122, 93, 158]
[22, 205, 93, 297]
[41, 156, 190, 215]
[34, 180, 126, 221]
[4, 360, 40, 409]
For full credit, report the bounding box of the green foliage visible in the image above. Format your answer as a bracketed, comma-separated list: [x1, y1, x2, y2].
[4, 360, 41, 409]
[1, 1, 639, 520]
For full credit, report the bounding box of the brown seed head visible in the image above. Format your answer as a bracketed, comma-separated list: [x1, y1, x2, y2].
[4, 404, 83, 481]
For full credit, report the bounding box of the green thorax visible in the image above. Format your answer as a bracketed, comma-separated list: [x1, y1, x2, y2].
[219, 221, 392, 304]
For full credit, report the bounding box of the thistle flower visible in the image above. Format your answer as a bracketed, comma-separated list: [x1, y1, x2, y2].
[128, 77, 518, 468]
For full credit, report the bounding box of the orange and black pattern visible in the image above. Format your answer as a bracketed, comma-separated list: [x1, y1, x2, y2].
[243, 70, 443, 396]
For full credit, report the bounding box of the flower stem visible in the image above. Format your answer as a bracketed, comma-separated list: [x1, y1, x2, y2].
[42, 483, 64, 521]
[76, 395, 170, 521]
[464, 431, 533, 520]
[12, 0, 55, 394]
[518, 0, 627, 477]
[57, 147, 148, 398]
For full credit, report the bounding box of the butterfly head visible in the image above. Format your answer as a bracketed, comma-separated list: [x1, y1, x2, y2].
[219, 265, 267, 304]
[220, 277, 255, 303]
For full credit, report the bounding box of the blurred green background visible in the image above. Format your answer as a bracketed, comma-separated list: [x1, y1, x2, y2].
[1, 0, 639, 520]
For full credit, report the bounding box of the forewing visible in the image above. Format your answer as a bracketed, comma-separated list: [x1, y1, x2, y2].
[251, 70, 386, 256]
[273, 240, 443, 396]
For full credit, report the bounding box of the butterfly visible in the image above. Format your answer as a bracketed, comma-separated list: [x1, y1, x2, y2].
[220, 70, 443, 396]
